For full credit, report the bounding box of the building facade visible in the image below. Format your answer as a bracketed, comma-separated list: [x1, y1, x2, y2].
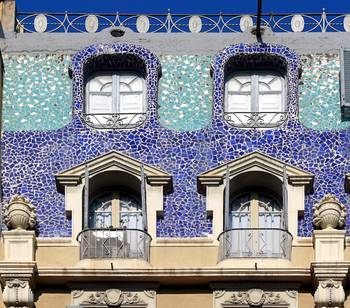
[0, 1, 350, 307]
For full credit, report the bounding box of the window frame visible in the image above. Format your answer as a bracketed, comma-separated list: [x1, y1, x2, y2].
[85, 70, 147, 116]
[88, 190, 143, 230]
[224, 70, 287, 128]
[230, 191, 283, 230]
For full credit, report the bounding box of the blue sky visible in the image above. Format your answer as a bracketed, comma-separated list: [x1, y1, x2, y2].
[16, 0, 350, 14]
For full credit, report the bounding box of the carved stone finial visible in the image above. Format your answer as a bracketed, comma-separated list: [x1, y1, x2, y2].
[314, 279, 345, 308]
[4, 195, 36, 230]
[313, 194, 346, 230]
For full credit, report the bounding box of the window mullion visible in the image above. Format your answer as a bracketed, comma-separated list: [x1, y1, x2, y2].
[251, 192, 259, 228]
[113, 74, 119, 114]
[112, 192, 120, 228]
[251, 75, 259, 112]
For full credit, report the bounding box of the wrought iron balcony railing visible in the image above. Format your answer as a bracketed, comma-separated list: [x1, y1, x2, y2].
[77, 228, 151, 260]
[81, 112, 147, 129]
[218, 228, 293, 261]
[16, 11, 350, 34]
[223, 111, 288, 128]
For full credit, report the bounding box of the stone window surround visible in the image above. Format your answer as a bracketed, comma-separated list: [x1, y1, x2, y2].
[197, 151, 314, 243]
[55, 150, 172, 241]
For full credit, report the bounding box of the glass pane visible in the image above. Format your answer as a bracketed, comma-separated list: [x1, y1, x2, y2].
[88, 76, 113, 92]
[120, 76, 144, 92]
[259, 75, 282, 91]
[259, 93, 282, 112]
[258, 193, 282, 229]
[227, 94, 251, 112]
[88, 94, 113, 113]
[227, 78, 242, 91]
[230, 194, 251, 228]
[120, 194, 143, 229]
[89, 193, 113, 228]
[119, 93, 144, 113]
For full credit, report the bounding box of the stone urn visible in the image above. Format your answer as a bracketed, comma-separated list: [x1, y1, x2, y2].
[313, 194, 346, 230]
[4, 196, 36, 230]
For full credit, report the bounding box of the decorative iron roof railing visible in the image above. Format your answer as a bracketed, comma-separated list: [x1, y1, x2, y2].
[16, 11, 350, 34]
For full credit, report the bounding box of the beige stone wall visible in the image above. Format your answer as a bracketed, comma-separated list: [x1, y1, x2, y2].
[157, 291, 212, 308]
[298, 291, 314, 308]
[35, 289, 70, 308]
[34, 238, 315, 268]
[36, 244, 79, 267]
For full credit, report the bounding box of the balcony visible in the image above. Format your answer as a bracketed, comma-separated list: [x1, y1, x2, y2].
[77, 228, 151, 261]
[218, 228, 293, 261]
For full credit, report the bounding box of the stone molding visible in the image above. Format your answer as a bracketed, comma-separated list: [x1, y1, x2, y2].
[0, 261, 37, 308]
[197, 151, 314, 192]
[213, 288, 297, 307]
[55, 150, 172, 192]
[311, 262, 350, 308]
[71, 289, 156, 307]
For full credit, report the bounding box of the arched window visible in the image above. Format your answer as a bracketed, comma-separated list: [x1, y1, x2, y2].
[85, 71, 146, 128]
[88, 192, 143, 230]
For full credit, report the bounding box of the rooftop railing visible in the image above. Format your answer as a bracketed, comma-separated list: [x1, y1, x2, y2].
[77, 228, 151, 260]
[218, 228, 293, 261]
[16, 11, 350, 34]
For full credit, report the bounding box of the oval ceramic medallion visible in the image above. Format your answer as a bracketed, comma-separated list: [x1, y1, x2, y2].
[344, 15, 350, 32]
[34, 14, 48, 33]
[85, 15, 99, 33]
[189, 15, 202, 33]
[136, 15, 150, 33]
[291, 14, 304, 32]
[240, 15, 253, 32]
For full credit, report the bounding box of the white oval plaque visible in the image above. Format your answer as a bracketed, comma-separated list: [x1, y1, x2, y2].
[240, 15, 253, 32]
[85, 15, 99, 33]
[344, 15, 350, 32]
[34, 14, 48, 33]
[136, 15, 150, 33]
[189, 15, 202, 33]
[291, 14, 304, 32]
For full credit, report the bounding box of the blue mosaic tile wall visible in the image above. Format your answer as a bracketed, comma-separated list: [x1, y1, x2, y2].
[2, 43, 350, 238]
[158, 55, 212, 131]
[2, 54, 72, 131]
[299, 53, 350, 131]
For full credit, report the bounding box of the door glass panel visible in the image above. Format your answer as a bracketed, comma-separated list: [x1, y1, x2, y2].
[88, 193, 113, 228]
